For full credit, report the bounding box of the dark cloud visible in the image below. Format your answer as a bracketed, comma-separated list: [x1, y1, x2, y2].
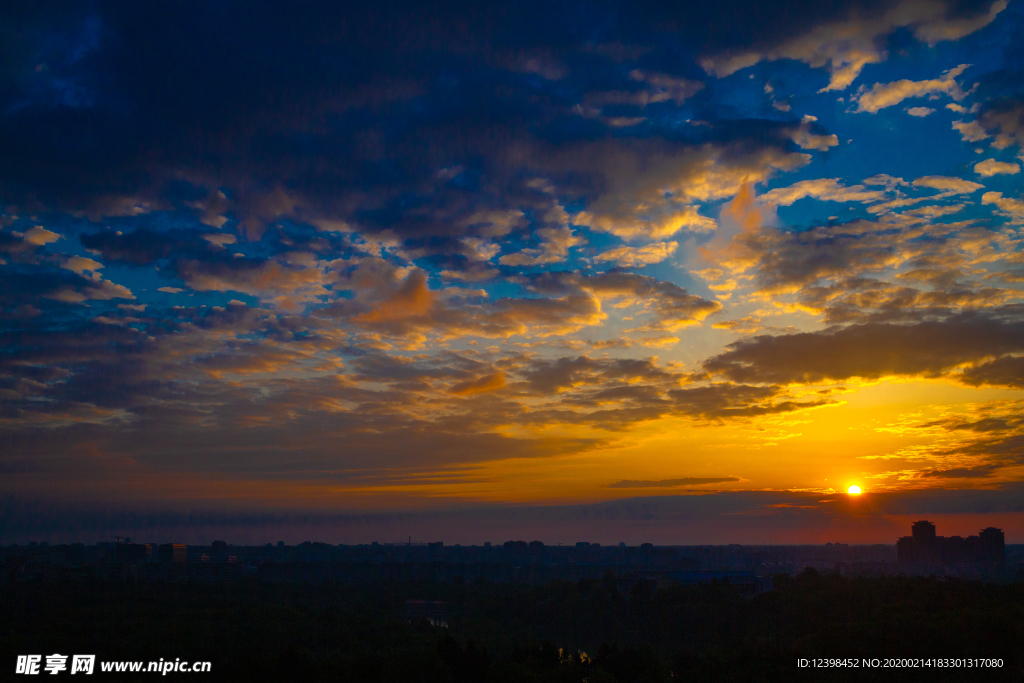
[972, 96, 1024, 150]
[704, 312, 1024, 386]
[960, 352, 1024, 388]
[0, 0, 876, 244]
[920, 465, 1000, 478]
[519, 355, 678, 395]
[79, 228, 217, 265]
[607, 477, 741, 488]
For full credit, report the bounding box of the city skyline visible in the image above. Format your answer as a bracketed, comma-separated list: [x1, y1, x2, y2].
[3, 0, 1024, 544]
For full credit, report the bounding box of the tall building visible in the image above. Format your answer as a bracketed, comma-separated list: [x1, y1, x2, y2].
[158, 544, 187, 564]
[912, 520, 936, 542]
[897, 521, 1004, 571]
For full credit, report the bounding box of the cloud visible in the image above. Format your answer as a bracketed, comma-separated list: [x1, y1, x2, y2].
[712, 317, 765, 334]
[449, 372, 507, 396]
[62, 256, 104, 274]
[982, 191, 1024, 222]
[582, 70, 705, 110]
[701, 2, 1004, 92]
[0, 267, 137, 307]
[960, 356, 1024, 388]
[913, 0, 1008, 43]
[79, 229, 216, 266]
[336, 268, 614, 340]
[174, 257, 334, 311]
[531, 271, 723, 332]
[627, 70, 705, 104]
[23, 227, 62, 246]
[354, 269, 435, 323]
[48, 279, 135, 303]
[951, 97, 1024, 152]
[188, 190, 232, 228]
[911, 175, 984, 193]
[562, 132, 813, 240]
[498, 227, 585, 266]
[906, 106, 935, 117]
[518, 355, 679, 396]
[666, 383, 832, 419]
[709, 198, 1021, 331]
[974, 158, 1020, 177]
[439, 268, 499, 282]
[905, 203, 965, 218]
[858, 176, 982, 216]
[855, 64, 970, 113]
[704, 313, 1024, 386]
[953, 119, 990, 143]
[607, 477, 741, 488]
[974, 97, 1024, 150]
[735, 221, 905, 294]
[202, 233, 238, 248]
[196, 343, 307, 379]
[863, 174, 908, 190]
[759, 178, 886, 206]
[875, 401, 1024, 480]
[574, 205, 717, 239]
[594, 241, 678, 267]
[790, 118, 840, 151]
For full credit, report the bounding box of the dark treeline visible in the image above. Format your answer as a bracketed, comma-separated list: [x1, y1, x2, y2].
[3, 570, 1021, 682]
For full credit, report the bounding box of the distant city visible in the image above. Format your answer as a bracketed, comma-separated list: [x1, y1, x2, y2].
[3, 522, 1020, 597]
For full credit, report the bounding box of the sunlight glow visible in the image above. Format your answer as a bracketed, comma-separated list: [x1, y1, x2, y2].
[848, 485, 862, 495]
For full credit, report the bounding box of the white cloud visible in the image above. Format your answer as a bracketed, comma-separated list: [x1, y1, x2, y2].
[460, 237, 501, 261]
[439, 269, 499, 282]
[627, 70, 705, 105]
[982, 191, 1024, 222]
[911, 176, 984, 193]
[863, 174, 907, 191]
[906, 107, 935, 117]
[790, 120, 839, 151]
[23, 226, 61, 246]
[974, 159, 1020, 177]
[905, 204, 965, 218]
[202, 233, 237, 248]
[759, 178, 885, 206]
[953, 120, 989, 143]
[574, 204, 717, 239]
[700, 1, 1005, 92]
[459, 209, 526, 237]
[498, 227, 585, 266]
[594, 241, 679, 267]
[855, 64, 969, 113]
[62, 257, 104, 274]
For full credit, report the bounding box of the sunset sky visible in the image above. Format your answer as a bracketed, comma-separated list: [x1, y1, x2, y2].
[3, 0, 1024, 543]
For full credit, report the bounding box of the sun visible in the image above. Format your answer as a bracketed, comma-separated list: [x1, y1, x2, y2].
[848, 485, 862, 495]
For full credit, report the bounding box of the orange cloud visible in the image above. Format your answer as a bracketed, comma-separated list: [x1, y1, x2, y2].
[721, 183, 762, 232]
[449, 372, 507, 396]
[355, 270, 436, 323]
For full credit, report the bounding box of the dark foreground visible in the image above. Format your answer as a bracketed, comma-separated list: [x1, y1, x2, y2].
[3, 571, 1021, 682]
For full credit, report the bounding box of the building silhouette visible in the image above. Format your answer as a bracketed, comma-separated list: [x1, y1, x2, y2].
[158, 543, 187, 564]
[897, 520, 1004, 572]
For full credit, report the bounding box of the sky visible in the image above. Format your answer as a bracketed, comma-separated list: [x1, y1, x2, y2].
[2, 0, 1024, 544]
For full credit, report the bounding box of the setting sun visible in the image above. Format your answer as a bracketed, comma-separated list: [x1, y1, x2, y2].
[848, 485, 862, 495]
